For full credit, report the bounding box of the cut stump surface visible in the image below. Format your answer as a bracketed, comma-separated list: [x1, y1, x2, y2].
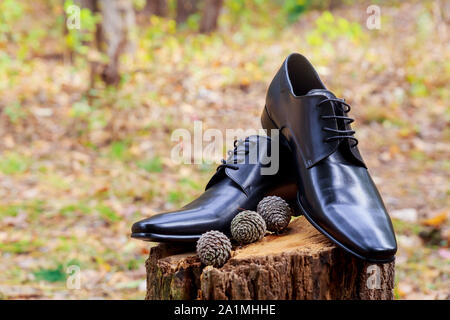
[145, 217, 395, 300]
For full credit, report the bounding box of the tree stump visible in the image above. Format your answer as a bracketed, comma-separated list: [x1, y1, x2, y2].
[145, 217, 395, 300]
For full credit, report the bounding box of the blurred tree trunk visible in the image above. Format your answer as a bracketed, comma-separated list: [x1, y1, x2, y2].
[97, 0, 136, 86]
[143, 0, 168, 17]
[199, 0, 223, 33]
[67, 0, 135, 86]
[74, 0, 97, 11]
[329, 0, 343, 10]
[176, 0, 199, 24]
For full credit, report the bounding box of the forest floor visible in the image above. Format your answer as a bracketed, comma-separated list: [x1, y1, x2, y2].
[0, 1, 448, 299]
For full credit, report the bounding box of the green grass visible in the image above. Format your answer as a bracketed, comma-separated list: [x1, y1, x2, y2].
[60, 203, 92, 216]
[392, 218, 424, 236]
[0, 152, 29, 174]
[33, 264, 66, 283]
[4, 102, 26, 123]
[69, 100, 92, 118]
[0, 204, 22, 217]
[96, 204, 120, 223]
[179, 177, 202, 190]
[0, 239, 42, 254]
[40, 172, 70, 190]
[138, 156, 163, 173]
[0, 201, 45, 219]
[167, 190, 184, 204]
[108, 141, 131, 161]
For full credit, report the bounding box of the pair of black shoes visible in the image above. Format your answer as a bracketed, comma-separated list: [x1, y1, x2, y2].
[131, 53, 397, 263]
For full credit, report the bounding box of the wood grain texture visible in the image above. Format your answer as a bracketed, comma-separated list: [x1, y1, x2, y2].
[145, 217, 395, 300]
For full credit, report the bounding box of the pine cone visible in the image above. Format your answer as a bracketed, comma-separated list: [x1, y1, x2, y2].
[196, 230, 232, 267]
[231, 210, 266, 244]
[257, 196, 292, 233]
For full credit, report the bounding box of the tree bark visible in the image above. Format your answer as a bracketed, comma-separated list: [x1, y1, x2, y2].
[176, 0, 199, 24]
[145, 217, 395, 300]
[97, 0, 135, 85]
[143, 0, 168, 17]
[199, 0, 223, 33]
[72, 0, 97, 12]
[67, 0, 135, 86]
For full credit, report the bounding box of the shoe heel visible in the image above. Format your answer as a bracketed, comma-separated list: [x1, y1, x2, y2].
[261, 106, 278, 134]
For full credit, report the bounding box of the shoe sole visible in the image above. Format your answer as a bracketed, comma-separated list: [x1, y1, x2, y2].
[131, 232, 202, 242]
[261, 106, 395, 264]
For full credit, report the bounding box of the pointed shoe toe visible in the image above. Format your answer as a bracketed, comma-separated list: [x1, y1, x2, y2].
[264, 53, 397, 262]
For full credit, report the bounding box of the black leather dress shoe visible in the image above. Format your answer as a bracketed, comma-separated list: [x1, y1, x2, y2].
[131, 135, 297, 242]
[262, 53, 397, 262]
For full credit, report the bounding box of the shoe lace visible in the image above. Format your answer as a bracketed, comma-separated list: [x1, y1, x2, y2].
[216, 139, 250, 171]
[317, 98, 358, 147]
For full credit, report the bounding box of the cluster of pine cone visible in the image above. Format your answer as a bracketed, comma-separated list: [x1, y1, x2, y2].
[196, 196, 292, 268]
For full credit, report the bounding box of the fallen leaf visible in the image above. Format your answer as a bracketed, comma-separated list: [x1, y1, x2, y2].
[421, 211, 448, 227]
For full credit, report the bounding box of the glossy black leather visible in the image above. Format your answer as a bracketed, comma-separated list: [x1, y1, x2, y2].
[262, 53, 397, 262]
[131, 135, 297, 242]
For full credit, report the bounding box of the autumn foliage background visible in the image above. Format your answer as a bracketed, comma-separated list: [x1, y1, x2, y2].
[0, 0, 448, 299]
